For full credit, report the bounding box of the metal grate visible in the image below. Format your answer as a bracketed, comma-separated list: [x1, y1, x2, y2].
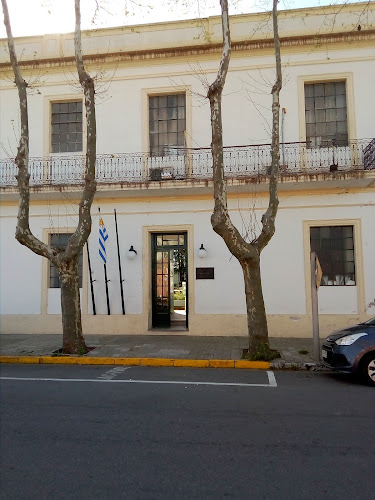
[310, 226, 355, 286]
[149, 94, 186, 156]
[49, 233, 83, 288]
[51, 101, 83, 153]
[305, 82, 348, 148]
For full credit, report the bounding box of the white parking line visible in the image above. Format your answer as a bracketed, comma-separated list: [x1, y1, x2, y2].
[0, 371, 277, 388]
[98, 367, 130, 380]
[267, 371, 277, 387]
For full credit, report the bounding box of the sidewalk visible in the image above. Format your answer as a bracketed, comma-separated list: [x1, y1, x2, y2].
[0, 334, 325, 369]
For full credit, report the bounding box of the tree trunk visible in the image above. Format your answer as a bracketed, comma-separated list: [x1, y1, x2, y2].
[241, 257, 269, 353]
[208, 0, 282, 357]
[59, 257, 87, 354]
[2, 0, 96, 355]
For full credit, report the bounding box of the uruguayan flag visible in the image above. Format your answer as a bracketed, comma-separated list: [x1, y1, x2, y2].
[99, 217, 108, 264]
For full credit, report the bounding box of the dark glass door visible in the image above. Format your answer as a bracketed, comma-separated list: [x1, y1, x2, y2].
[152, 233, 188, 328]
[154, 249, 171, 327]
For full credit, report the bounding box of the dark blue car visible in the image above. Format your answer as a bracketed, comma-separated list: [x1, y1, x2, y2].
[321, 318, 375, 386]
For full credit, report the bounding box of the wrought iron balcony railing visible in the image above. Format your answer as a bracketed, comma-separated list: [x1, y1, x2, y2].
[0, 139, 374, 188]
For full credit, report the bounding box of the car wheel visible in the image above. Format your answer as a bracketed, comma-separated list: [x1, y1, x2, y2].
[360, 353, 375, 386]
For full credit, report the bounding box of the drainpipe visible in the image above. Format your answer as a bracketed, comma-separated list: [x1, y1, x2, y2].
[281, 107, 286, 166]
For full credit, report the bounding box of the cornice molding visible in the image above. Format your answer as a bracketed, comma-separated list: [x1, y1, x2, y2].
[1, 29, 374, 71]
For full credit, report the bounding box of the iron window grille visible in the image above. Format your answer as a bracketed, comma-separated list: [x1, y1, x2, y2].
[149, 94, 186, 157]
[305, 82, 348, 148]
[49, 233, 83, 288]
[310, 225, 355, 286]
[51, 101, 83, 153]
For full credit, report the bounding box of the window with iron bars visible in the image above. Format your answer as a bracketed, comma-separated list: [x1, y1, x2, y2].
[51, 101, 83, 153]
[49, 233, 83, 288]
[310, 226, 355, 286]
[149, 94, 186, 156]
[305, 82, 348, 148]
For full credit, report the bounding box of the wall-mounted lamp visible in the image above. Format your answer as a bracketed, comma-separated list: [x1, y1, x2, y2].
[198, 243, 207, 258]
[127, 245, 137, 260]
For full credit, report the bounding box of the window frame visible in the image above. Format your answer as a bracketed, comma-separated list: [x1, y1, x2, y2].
[148, 93, 186, 157]
[50, 100, 83, 154]
[298, 73, 356, 145]
[303, 219, 366, 316]
[44, 94, 85, 157]
[142, 86, 192, 155]
[41, 227, 89, 316]
[48, 233, 84, 289]
[304, 81, 348, 148]
[310, 225, 356, 286]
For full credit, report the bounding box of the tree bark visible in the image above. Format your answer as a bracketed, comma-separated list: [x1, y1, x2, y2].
[209, 0, 282, 356]
[59, 257, 86, 354]
[242, 257, 268, 353]
[2, 0, 96, 354]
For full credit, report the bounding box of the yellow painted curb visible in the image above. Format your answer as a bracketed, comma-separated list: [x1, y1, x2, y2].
[174, 359, 210, 368]
[209, 359, 235, 368]
[40, 356, 78, 364]
[18, 356, 40, 364]
[235, 360, 270, 370]
[114, 358, 141, 366]
[0, 356, 20, 363]
[140, 358, 174, 367]
[0, 355, 271, 369]
[77, 357, 114, 365]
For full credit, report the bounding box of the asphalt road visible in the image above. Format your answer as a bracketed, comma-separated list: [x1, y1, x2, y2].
[1, 365, 374, 499]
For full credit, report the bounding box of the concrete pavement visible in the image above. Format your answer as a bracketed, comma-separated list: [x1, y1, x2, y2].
[0, 334, 325, 369]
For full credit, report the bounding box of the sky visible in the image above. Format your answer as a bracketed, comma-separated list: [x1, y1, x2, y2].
[0, 0, 361, 38]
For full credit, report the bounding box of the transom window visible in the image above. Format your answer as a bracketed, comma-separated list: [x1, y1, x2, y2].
[49, 233, 83, 288]
[305, 82, 348, 148]
[51, 101, 83, 153]
[149, 94, 186, 156]
[310, 226, 355, 286]
[155, 234, 186, 247]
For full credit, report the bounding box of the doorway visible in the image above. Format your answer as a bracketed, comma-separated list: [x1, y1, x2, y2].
[151, 232, 188, 329]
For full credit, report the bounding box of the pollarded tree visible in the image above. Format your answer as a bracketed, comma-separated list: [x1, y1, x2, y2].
[1, 0, 96, 354]
[208, 0, 282, 358]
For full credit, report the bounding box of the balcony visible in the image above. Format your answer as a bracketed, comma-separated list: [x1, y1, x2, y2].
[1, 139, 374, 191]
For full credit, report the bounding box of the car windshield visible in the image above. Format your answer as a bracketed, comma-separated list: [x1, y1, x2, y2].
[364, 317, 375, 326]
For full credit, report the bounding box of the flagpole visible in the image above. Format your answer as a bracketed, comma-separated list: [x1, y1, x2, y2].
[104, 262, 111, 315]
[98, 207, 110, 315]
[86, 241, 96, 315]
[114, 209, 125, 315]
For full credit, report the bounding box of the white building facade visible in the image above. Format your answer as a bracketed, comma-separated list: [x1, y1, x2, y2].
[1, 3, 374, 337]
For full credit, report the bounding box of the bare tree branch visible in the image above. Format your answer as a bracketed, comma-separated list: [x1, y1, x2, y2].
[209, 0, 258, 262]
[65, 0, 97, 260]
[1, 0, 97, 354]
[1, 0, 57, 264]
[256, 0, 281, 251]
[209, 0, 282, 355]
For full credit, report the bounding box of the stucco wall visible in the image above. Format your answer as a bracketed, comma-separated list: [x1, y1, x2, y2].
[1, 191, 374, 336]
[1, 5, 374, 337]
[1, 36, 375, 158]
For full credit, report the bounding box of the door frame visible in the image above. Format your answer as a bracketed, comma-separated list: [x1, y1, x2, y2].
[151, 232, 188, 328]
[143, 224, 194, 330]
